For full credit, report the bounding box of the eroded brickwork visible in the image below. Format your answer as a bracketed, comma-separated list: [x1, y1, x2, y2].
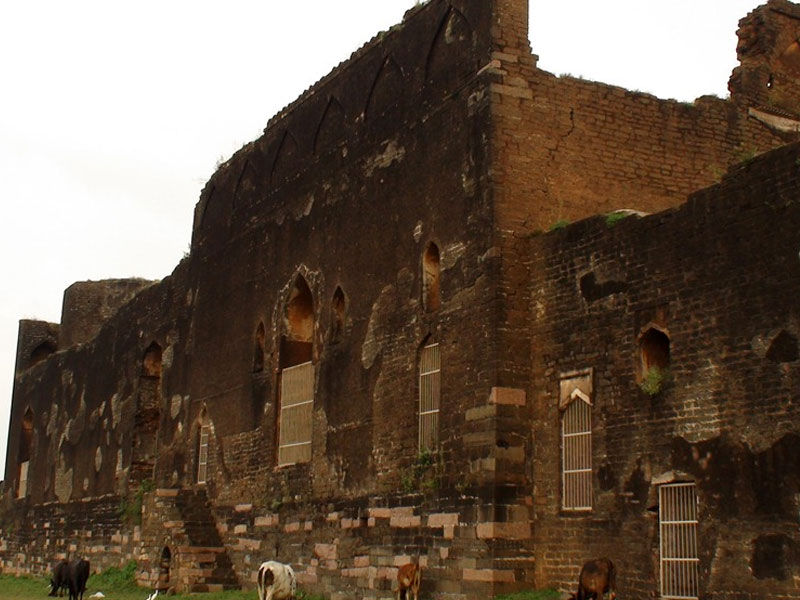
[2, 1, 800, 598]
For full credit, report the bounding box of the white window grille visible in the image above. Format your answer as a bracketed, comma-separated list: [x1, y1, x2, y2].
[278, 361, 314, 466]
[17, 460, 29, 498]
[561, 395, 592, 510]
[419, 343, 441, 452]
[197, 426, 209, 484]
[659, 482, 699, 600]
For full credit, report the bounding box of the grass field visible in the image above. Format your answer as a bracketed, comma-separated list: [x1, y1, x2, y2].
[0, 574, 256, 600]
[0, 573, 560, 600]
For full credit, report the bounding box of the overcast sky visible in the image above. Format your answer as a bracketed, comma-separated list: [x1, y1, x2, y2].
[0, 0, 766, 473]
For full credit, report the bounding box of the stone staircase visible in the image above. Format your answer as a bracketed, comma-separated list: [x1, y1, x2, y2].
[144, 488, 240, 592]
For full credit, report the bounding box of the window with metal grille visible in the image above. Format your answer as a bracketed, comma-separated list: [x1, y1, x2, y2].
[197, 425, 209, 484]
[561, 395, 592, 510]
[419, 343, 440, 452]
[278, 361, 314, 466]
[659, 482, 699, 600]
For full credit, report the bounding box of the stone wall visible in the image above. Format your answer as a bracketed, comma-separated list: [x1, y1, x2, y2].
[0, 495, 138, 577]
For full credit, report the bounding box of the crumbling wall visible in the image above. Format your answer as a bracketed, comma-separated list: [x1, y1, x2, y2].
[59, 279, 155, 348]
[527, 142, 800, 599]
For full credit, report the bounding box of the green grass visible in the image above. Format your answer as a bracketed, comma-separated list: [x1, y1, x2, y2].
[493, 589, 561, 600]
[0, 574, 326, 600]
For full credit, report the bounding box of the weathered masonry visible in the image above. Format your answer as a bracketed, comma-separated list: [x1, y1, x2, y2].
[3, 1, 800, 598]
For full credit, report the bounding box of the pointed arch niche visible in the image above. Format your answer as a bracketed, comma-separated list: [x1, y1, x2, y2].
[425, 7, 475, 96]
[422, 242, 441, 312]
[278, 275, 315, 466]
[16, 407, 34, 498]
[132, 341, 162, 487]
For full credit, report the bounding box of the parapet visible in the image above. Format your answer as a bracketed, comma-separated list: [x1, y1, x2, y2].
[59, 278, 155, 348]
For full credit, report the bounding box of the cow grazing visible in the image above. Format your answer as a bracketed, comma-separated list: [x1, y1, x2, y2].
[396, 562, 421, 600]
[49, 559, 70, 597]
[571, 558, 616, 600]
[67, 558, 90, 600]
[257, 560, 297, 600]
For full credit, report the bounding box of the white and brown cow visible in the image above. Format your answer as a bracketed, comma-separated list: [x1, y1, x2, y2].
[257, 560, 297, 600]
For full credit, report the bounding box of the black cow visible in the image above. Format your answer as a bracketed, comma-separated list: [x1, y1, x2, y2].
[571, 557, 616, 600]
[66, 558, 90, 600]
[48, 559, 69, 597]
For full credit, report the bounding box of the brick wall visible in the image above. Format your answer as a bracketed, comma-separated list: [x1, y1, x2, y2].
[527, 142, 800, 599]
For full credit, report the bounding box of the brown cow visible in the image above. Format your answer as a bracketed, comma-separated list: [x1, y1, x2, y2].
[571, 558, 616, 600]
[396, 562, 421, 600]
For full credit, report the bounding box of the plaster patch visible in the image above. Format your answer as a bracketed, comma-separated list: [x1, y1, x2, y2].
[171, 395, 182, 419]
[95, 447, 103, 472]
[111, 393, 122, 428]
[364, 139, 405, 177]
[162, 345, 174, 370]
[54, 456, 73, 502]
[442, 242, 466, 269]
[65, 397, 87, 444]
[47, 405, 59, 436]
[413, 222, 423, 242]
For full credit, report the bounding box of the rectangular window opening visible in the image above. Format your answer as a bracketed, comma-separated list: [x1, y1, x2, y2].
[278, 361, 314, 466]
[197, 426, 209, 484]
[419, 343, 441, 453]
[561, 398, 592, 510]
[659, 482, 699, 600]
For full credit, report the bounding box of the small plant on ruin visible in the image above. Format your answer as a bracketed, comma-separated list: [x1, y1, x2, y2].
[118, 479, 155, 525]
[548, 219, 570, 231]
[640, 366, 672, 396]
[605, 211, 632, 228]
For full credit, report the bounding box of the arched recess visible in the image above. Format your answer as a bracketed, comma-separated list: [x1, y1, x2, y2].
[16, 407, 34, 498]
[133, 342, 162, 487]
[157, 546, 172, 592]
[422, 242, 441, 312]
[277, 275, 315, 466]
[638, 325, 671, 395]
[364, 56, 404, 121]
[425, 6, 475, 96]
[270, 130, 299, 186]
[314, 96, 346, 153]
[29, 341, 56, 367]
[232, 159, 256, 209]
[330, 287, 346, 344]
[253, 322, 266, 373]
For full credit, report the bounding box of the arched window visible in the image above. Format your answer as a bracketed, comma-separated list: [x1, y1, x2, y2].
[418, 341, 441, 452]
[17, 408, 34, 498]
[253, 322, 266, 373]
[422, 243, 441, 312]
[330, 287, 346, 343]
[560, 370, 593, 511]
[278, 275, 315, 466]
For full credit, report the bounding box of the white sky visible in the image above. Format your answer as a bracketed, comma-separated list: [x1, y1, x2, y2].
[0, 0, 765, 472]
